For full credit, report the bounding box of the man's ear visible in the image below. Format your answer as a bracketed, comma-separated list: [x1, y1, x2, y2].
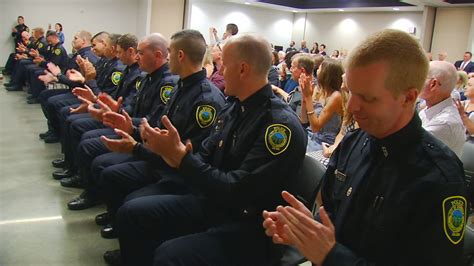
[403, 88, 419, 105]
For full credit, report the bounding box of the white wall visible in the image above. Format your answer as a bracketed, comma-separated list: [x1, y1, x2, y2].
[292, 11, 423, 55]
[0, 0, 148, 64]
[186, 0, 294, 48]
[432, 8, 473, 63]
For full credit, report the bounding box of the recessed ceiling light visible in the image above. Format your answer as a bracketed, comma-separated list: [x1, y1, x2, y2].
[338, 9, 345, 12]
[292, 10, 298, 13]
[393, 7, 400, 11]
[245, 2, 250, 5]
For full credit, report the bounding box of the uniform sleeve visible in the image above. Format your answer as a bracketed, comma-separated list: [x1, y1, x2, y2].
[178, 121, 306, 209]
[183, 99, 225, 151]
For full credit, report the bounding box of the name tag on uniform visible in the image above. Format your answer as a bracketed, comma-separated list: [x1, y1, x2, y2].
[334, 169, 347, 182]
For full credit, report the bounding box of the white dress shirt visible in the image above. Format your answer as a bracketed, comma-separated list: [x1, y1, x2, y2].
[419, 97, 466, 157]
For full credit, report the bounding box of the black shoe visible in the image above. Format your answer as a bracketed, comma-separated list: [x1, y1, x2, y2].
[39, 131, 52, 139]
[27, 95, 35, 100]
[67, 193, 99, 210]
[101, 224, 117, 239]
[103, 250, 122, 265]
[27, 98, 40, 104]
[4, 82, 14, 87]
[6, 86, 21, 91]
[60, 175, 84, 188]
[44, 134, 60, 143]
[52, 169, 74, 180]
[95, 212, 110, 226]
[51, 158, 66, 168]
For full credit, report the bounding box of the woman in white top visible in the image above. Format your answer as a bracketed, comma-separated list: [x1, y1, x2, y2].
[455, 77, 474, 141]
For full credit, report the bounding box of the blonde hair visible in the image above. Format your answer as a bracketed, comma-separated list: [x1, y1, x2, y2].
[457, 71, 468, 88]
[346, 29, 428, 96]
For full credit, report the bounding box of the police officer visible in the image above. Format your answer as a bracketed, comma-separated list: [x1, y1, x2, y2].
[57, 34, 143, 185]
[41, 32, 123, 143]
[65, 33, 179, 209]
[92, 29, 226, 239]
[10, 16, 29, 51]
[103, 34, 306, 266]
[37, 30, 100, 142]
[263, 29, 467, 266]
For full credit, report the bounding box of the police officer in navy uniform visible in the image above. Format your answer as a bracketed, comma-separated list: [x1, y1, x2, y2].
[101, 34, 307, 266]
[93, 29, 226, 239]
[57, 34, 143, 186]
[41, 33, 123, 143]
[10, 16, 29, 50]
[65, 33, 178, 210]
[37, 30, 100, 142]
[263, 29, 468, 266]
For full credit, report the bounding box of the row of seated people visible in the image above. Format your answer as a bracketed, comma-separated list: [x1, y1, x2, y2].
[2, 26, 471, 265]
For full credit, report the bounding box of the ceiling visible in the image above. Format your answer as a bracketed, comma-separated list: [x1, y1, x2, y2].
[222, 0, 474, 12]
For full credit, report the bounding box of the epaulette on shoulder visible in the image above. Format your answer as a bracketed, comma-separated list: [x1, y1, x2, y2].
[421, 131, 464, 183]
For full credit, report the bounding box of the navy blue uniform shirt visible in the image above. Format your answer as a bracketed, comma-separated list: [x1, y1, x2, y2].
[320, 113, 467, 266]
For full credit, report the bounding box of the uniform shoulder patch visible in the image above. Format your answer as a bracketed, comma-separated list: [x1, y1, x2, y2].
[54, 48, 62, 56]
[38, 43, 44, 49]
[135, 80, 142, 90]
[196, 105, 217, 128]
[111, 72, 123, 86]
[265, 124, 291, 156]
[160, 86, 173, 104]
[443, 196, 467, 245]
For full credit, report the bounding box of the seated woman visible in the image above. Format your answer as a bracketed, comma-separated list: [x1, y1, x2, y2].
[451, 70, 468, 101]
[307, 74, 359, 166]
[300, 58, 344, 152]
[455, 76, 474, 142]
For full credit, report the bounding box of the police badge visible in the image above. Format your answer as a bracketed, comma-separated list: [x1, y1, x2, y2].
[160, 86, 173, 104]
[196, 105, 216, 128]
[443, 196, 467, 245]
[111, 72, 123, 86]
[265, 124, 291, 155]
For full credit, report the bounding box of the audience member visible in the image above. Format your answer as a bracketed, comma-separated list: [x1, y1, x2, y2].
[301, 58, 343, 152]
[419, 60, 465, 157]
[455, 76, 474, 142]
[454, 52, 473, 73]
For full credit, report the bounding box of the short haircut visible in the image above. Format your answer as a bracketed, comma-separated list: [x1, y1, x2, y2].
[109, 33, 122, 46]
[318, 59, 344, 92]
[171, 29, 206, 66]
[313, 54, 325, 69]
[33, 27, 44, 35]
[285, 51, 300, 68]
[46, 30, 58, 38]
[429, 61, 457, 93]
[117, 33, 138, 50]
[466, 51, 473, 58]
[91, 31, 109, 43]
[77, 30, 93, 44]
[293, 54, 315, 74]
[18, 16, 24, 19]
[143, 33, 169, 58]
[346, 29, 428, 95]
[320, 44, 326, 49]
[225, 34, 272, 77]
[226, 23, 239, 35]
